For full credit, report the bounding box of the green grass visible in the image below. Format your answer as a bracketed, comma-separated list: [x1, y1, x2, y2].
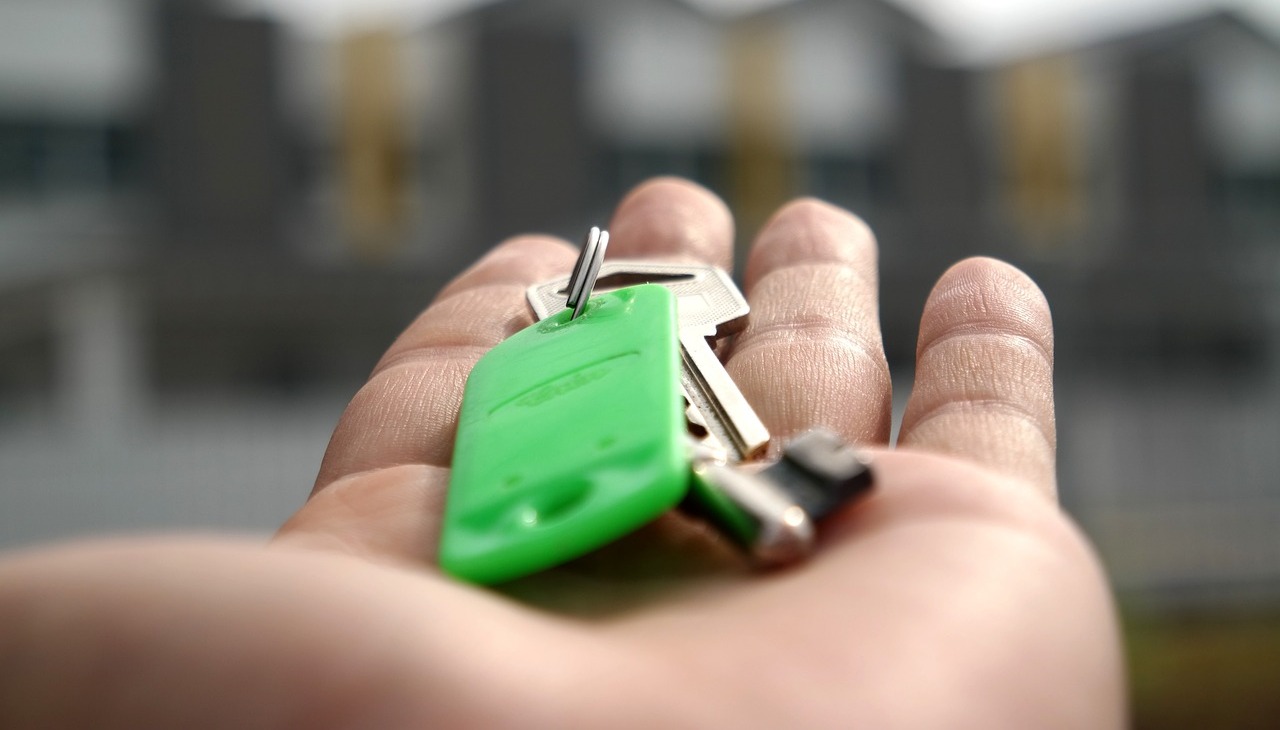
[1126, 607, 1280, 729]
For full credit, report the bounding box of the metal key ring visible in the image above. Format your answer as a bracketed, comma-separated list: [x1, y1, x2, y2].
[565, 226, 609, 319]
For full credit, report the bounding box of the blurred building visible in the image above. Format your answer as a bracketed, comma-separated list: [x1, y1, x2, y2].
[424, 0, 961, 358]
[0, 0, 450, 544]
[418, 0, 940, 256]
[987, 12, 1280, 609]
[1, 0, 1280, 622]
[1011, 12, 1280, 361]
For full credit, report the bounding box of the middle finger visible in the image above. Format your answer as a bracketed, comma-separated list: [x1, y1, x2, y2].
[727, 199, 891, 446]
[606, 177, 735, 269]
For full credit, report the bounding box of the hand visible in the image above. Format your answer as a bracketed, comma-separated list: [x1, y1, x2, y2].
[0, 179, 1124, 728]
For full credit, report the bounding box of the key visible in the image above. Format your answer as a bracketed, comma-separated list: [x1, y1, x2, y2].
[440, 283, 688, 584]
[528, 261, 771, 463]
[683, 429, 875, 565]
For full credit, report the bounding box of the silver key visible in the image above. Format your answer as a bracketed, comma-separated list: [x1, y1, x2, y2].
[528, 261, 771, 463]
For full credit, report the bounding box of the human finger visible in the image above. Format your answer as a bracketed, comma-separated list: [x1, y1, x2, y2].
[897, 257, 1057, 496]
[312, 235, 577, 491]
[725, 199, 891, 446]
[280, 236, 576, 560]
[606, 177, 734, 269]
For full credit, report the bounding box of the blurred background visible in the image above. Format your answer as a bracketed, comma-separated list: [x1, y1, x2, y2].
[1, 0, 1278, 725]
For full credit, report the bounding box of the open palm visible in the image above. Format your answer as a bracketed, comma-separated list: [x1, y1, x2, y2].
[0, 179, 1123, 729]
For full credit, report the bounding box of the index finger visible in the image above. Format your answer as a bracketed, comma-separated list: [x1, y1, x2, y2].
[316, 235, 578, 490]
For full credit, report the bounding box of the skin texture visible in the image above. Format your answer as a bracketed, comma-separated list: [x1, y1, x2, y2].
[0, 178, 1125, 729]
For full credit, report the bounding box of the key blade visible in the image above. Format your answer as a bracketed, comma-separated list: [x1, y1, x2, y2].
[680, 328, 770, 461]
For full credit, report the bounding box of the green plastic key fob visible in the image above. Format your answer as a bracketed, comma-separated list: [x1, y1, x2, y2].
[440, 284, 688, 584]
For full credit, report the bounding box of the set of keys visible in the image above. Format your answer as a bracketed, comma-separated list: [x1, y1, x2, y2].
[441, 228, 874, 584]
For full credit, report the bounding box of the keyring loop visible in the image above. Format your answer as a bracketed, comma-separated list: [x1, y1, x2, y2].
[565, 226, 609, 319]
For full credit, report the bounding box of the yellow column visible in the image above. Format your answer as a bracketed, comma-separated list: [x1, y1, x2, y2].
[727, 18, 793, 251]
[1002, 56, 1084, 252]
[339, 30, 409, 260]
